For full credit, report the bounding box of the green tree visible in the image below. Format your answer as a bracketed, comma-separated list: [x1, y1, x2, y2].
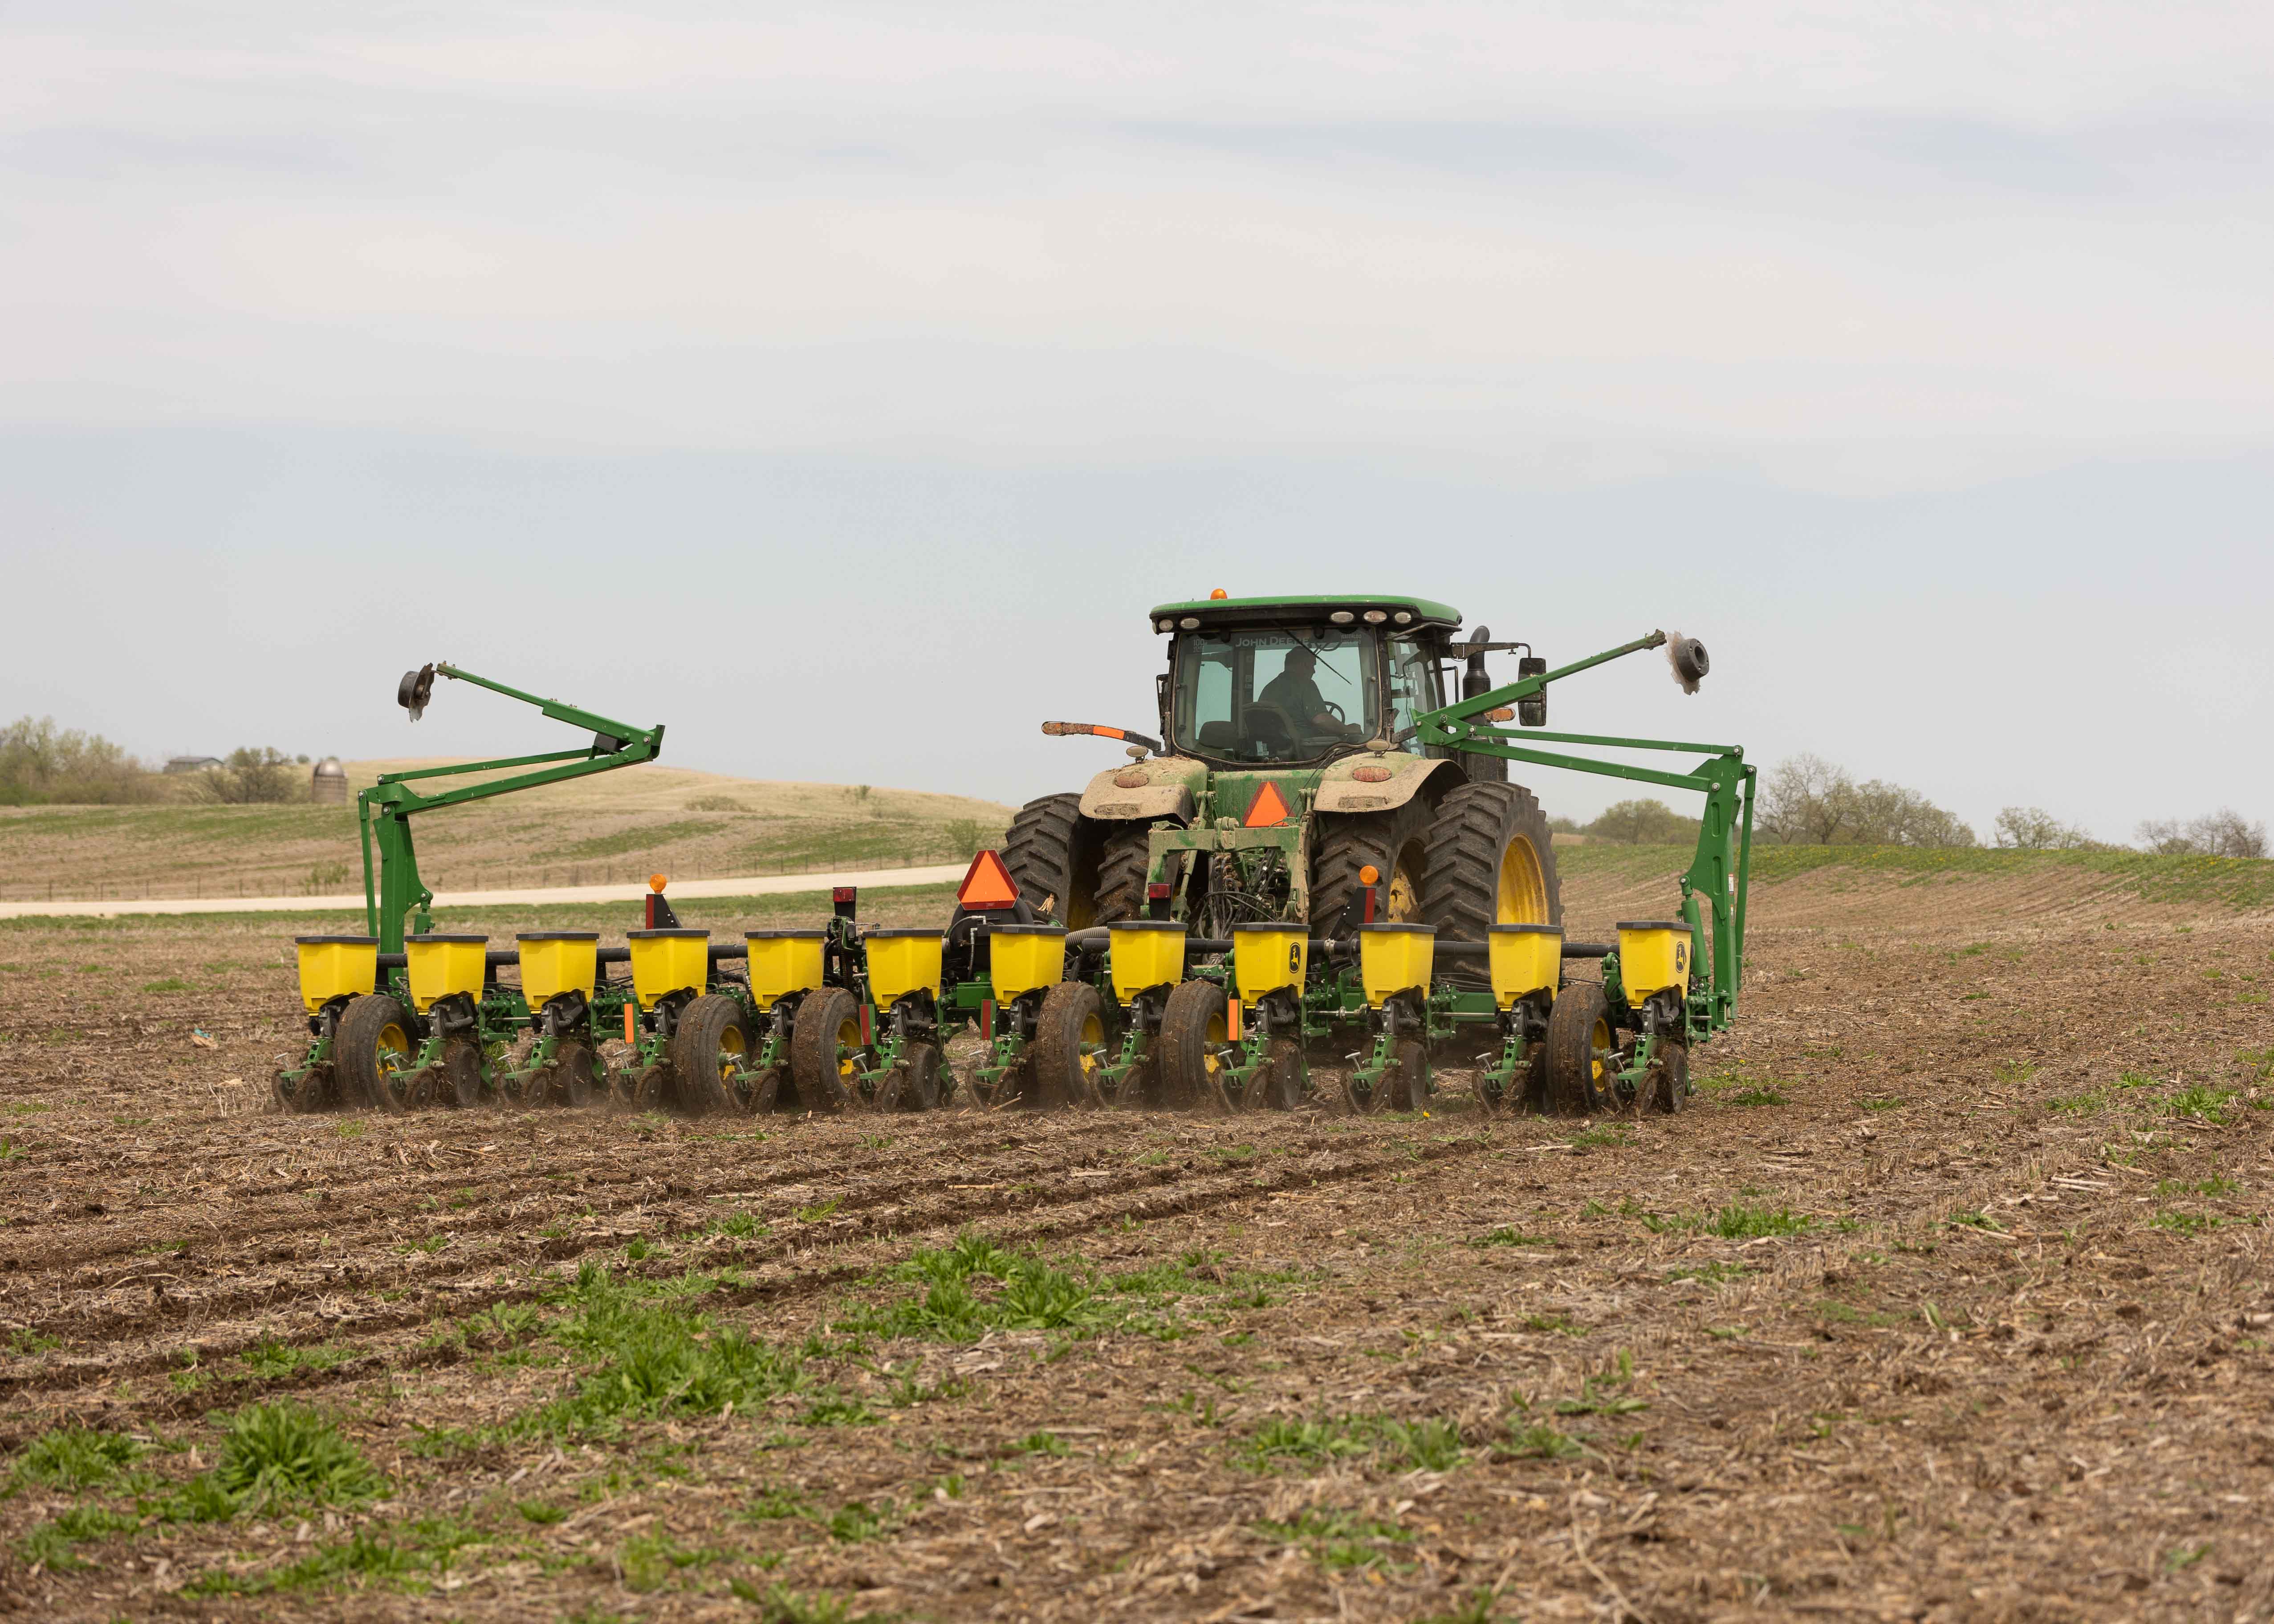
[0, 717, 157, 805]
[1580, 798, 1700, 845]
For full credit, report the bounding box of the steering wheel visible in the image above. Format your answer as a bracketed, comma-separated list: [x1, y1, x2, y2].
[1322, 701, 1346, 723]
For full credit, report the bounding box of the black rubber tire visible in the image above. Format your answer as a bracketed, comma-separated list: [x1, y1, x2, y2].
[555, 1041, 602, 1109]
[1252, 1035, 1306, 1112]
[337, 993, 414, 1113]
[1032, 982, 1107, 1109]
[1158, 978, 1229, 1110]
[1001, 793, 1103, 926]
[1640, 1039, 1688, 1115]
[1092, 820, 1158, 924]
[897, 1043, 943, 1112]
[1543, 982, 1613, 1116]
[671, 994, 752, 1117]
[1394, 1039, 1434, 1112]
[741, 1066, 783, 1114]
[1420, 782, 1562, 989]
[272, 1061, 331, 1113]
[1110, 1046, 1161, 1110]
[442, 1039, 485, 1108]
[1308, 800, 1437, 932]
[789, 985, 862, 1113]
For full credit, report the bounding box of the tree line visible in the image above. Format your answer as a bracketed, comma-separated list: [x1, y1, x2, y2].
[0, 718, 317, 806]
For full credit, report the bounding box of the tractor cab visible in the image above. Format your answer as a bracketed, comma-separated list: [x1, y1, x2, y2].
[1149, 595, 1463, 768]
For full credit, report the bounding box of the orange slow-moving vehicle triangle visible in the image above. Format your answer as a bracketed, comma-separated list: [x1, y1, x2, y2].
[957, 849, 1023, 910]
[1244, 780, 1292, 828]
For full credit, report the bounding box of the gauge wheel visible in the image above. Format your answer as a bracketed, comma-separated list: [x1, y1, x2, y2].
[1158, 979, 1230, 1112]
[1543, 982, 1614, 1116]
[789, 986, 862, 1113]
[337, 994, 415, 1113]
[671, 994, 752, 1117]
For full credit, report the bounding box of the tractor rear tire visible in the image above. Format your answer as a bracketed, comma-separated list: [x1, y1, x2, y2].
[1542, 982, 1613, 1116]
[789, 985, 862, 1113]
[1309, 802, 1437, 932]
[1002, 793, 1103, 926]
[1032, 982, 1108, 1108]
[672, 994, 752, 1117]
[338, 993, 414, 1113]
[1158, 978, 1230, 1110]
[1092, 821, 1157, 924]
[1420, 782, 1562, 989]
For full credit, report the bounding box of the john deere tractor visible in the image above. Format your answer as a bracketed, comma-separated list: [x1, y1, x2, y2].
[1003, 594, 1577, 946]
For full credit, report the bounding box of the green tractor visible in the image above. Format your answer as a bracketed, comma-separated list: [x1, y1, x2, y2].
[993, 593, 1744, 1113]
[1003, 593, 1580, 944]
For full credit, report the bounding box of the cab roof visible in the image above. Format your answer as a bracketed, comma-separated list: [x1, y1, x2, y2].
[1147, 594, 1462, 633]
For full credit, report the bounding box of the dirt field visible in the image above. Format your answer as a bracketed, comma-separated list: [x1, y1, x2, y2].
[1, 854, 2271, 1622]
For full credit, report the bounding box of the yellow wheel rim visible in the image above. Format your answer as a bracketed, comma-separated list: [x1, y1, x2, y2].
[1078, 1012, 1104, 1086]
[377, 1021, 411, 1074]
[1202, 1009, 1227, 1078]
[835, 1016, 860, 1078]
[716, 1025, 746, 1084]
[1496, 834, 1548, 924]
[1387, 840, 1425, 921]
[1589, 1017, 1611, 1084]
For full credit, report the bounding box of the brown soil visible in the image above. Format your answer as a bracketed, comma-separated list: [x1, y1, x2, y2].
[1, 869, 2271, 1622]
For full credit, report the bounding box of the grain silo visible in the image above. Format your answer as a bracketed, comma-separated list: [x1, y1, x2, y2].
[311, 758, 349, 805]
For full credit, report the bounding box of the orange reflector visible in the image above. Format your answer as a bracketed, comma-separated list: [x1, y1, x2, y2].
[956, 849, 1022, 911]
[1244, 781, 1292, 828]
[624, 1003, 636, 1042]
[1227, 997, 1242, 1041]
[1358, 864, 1379, 886]
[648, 872, 668, 892]
[1209, 588, 1229, 600]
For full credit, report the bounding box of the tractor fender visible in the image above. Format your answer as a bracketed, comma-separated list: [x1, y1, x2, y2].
[1077, 755, 1205, 822]
[1312, 754, 1458, 815]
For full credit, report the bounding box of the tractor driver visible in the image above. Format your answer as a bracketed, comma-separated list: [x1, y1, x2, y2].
[1256, 646, 1359, 750]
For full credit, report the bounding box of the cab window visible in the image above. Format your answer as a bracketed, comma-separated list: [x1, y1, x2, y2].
[1171, 629, 1380, 763]
[1384, 636, 1440, 745]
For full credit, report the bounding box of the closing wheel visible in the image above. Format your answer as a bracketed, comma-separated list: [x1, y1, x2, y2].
[672, 994, 752, 1117]
[1639, 1039, 1689, 1115]
[337, 993, 415, 1113]
[555, 1041, 603, 1108]
[896, 1043, 944, 1112]
[1247, 1035, 1306, 1112]
[442, 1038, 486, 1108]
[1033, 983, 1109, 1109]
[1158, 978, 1229, 1111]
[1393, 1039, 1434, 1112]
[1542, 981, 1614, 1116]
[789, 985, 862, 1113]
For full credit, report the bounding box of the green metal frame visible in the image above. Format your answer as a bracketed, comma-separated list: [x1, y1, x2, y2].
[355, 665, 665, 953]
[1412, 629, 1756, 1039]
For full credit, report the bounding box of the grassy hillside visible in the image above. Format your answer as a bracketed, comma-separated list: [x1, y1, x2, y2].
[1556, 841, 2274, 912]
[0, 761, 1013, 902]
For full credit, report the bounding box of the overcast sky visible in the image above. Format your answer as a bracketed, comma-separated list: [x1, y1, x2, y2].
[4, 2, 2270, 841]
